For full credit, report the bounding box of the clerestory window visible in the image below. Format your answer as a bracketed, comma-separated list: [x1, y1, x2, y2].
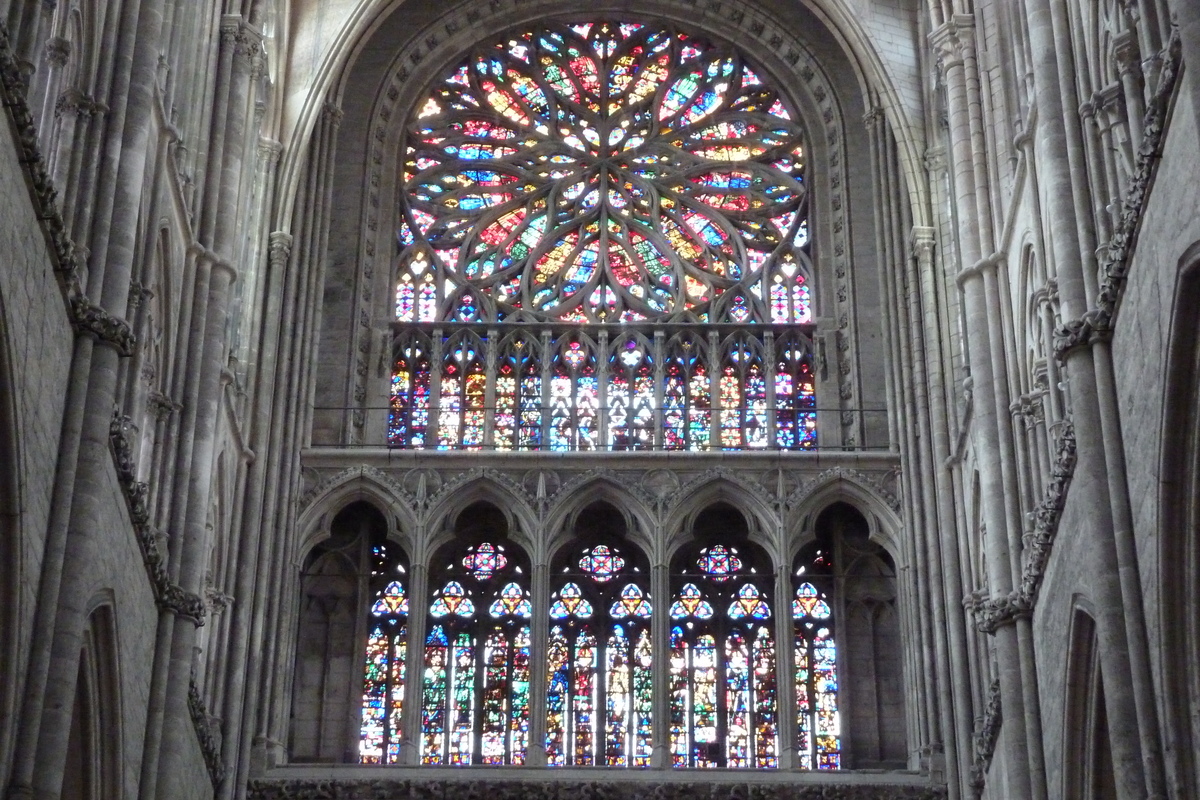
[389, 20, 818, 451]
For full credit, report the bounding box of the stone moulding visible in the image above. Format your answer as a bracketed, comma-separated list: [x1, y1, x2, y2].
[188, 677, 228, 788]
[964, 422, 1076, 634]
[247, 779, 947, 800]
[967, 679, 1002, 797]
[1054, 29, 1182, 359]
[111, 414, 223, 786]
[109, 413, 209, 626]
[0, 23, 138, 354]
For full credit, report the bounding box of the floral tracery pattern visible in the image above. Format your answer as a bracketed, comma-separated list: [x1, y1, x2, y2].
[398, 21, 810, 324]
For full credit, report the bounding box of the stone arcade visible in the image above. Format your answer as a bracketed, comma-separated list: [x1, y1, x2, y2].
[0, 1, 1198, 799]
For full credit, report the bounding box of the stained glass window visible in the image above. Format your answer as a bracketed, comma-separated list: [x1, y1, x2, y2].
[421, 537, 532, 765]
[359, 542, 410, 764]
[546, 540, 653, 767]
[794, 549, 840, 769]
[669, 534, 778, 768]
[389, 20, 818, 451]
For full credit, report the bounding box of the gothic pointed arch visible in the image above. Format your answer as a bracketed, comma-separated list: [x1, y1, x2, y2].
[419, 502, 534, 765]
[545, 502, 654, 766]
[291, 502, 398, 763]
[793, 502, 906, 770]
[668, 503, 779, 768]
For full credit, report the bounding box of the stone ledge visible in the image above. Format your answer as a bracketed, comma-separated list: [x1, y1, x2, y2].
[250, 771, 945, 800]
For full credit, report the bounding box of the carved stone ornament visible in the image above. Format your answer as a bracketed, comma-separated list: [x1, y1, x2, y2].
[109, 412, 208, 628]
[1056, 30, 1182, 361]
[964, 422, 1076, 633]
[188, 677, 228, 787]
[248, 779, 947, 800]
[968, 679, 1002, 797]
[70, 294, 137, 355]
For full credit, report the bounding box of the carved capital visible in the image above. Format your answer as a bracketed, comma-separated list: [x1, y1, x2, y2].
[969, 591, 1032, 634]
[1053, 309, 1112, 359]
[1112, 30, 1141, 79]
[322, 101, 344, 128]
[71, 294, 136, 356]
[43, 36, 70, 66]
[910, 226, 937, 264]
[929, 15, 975, 71]
[268, 231, 293, 266]
[160, 583, 207, 625]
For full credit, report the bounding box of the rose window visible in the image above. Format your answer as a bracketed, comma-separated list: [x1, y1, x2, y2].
[390, 21, 818, 451]
[397, 21, 811, 324]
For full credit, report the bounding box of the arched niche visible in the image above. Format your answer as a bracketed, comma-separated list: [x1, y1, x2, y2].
[290, 501, 401, 763]
[794, 502, 905, 770]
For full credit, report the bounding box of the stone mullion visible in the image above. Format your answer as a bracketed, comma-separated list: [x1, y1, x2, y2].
[773, 563, 796, 769]
[706, 331, 720, 449]
[763, 331, 776, 447]
[401, 562, 429, 764]
[650, 562, 670, 768]
[653, 331, 665, 449]
[428, 329, 445, 448]
[539, 331, 553, 450]
[483, 329, 498, 449]
[526, 562, 550, 766]
[597, 330, 610, 450]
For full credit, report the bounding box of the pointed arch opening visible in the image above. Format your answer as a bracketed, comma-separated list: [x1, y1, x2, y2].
[420, 502, 533, 765]
[545, 502, 654, 766]
[668, 503, 779, 768]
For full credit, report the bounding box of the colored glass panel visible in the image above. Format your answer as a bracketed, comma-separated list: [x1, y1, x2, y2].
[794, 581, 840, 769]
[697, 545, 742, 580]
[579, 544, 626, 581]
[400, 22, 807, 324]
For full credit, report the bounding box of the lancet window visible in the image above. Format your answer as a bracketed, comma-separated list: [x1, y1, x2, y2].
[793, 544, 840, 769]
[389, 20, 818, 451]
[308, 500, 902, 772]
[359, 541, 410, 764]
[545, 524, 653, 766]
[420, 528, 533, 765]
[668, 510, 778, 768]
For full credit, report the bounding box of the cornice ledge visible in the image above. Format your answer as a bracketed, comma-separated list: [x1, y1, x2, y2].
[248, 778, 948, 800]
